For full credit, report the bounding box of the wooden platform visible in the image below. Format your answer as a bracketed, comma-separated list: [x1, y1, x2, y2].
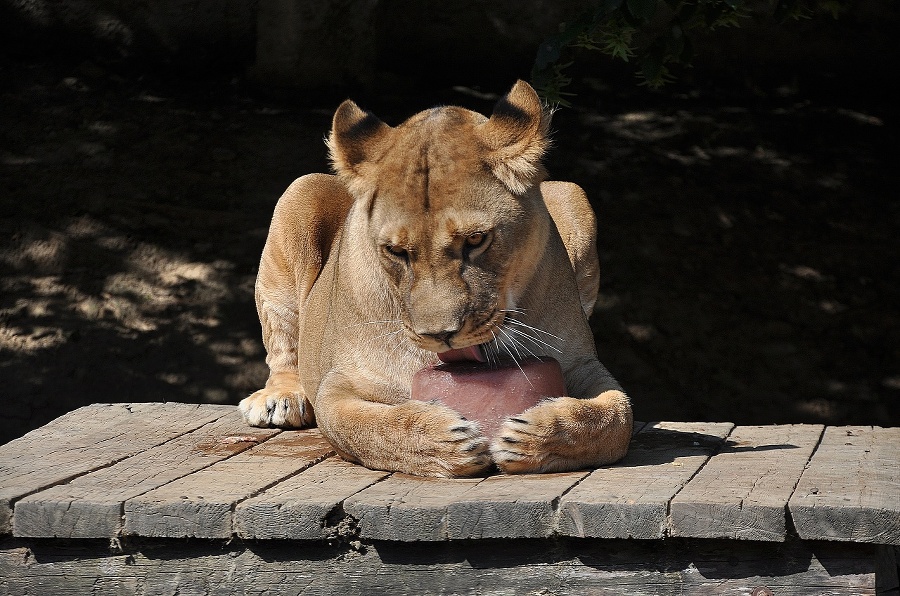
[1, 403, 898, 594]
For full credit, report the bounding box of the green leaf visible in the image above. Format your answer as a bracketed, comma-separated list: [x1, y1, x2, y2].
[600, 22, 637, 62]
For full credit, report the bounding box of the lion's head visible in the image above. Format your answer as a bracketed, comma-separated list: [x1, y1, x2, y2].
[327, 81, 554, 357]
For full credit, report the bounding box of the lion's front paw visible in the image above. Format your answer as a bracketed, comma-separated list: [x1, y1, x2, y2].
[347, 401, 492, 477]
[490, 392, 631, 474]
[422, 412, 493, 477]
[435, 417, 493, 476]
[490, 403, 560, 474]
[239, 388, 314, 428]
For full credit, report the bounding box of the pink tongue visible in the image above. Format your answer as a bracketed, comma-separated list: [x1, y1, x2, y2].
[437, 344, 487, 363]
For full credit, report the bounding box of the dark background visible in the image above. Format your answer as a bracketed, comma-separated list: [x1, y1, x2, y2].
[1, 0, 898, 445]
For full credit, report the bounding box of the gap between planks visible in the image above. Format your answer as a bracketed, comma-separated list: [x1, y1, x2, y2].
[9, 407, 892, 546]
[0, 403, 237, 534]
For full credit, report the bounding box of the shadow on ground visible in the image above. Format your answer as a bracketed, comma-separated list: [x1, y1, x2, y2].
[1, 59, 897, 444]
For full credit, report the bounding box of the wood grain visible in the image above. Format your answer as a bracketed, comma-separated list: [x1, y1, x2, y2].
[234, 457, 388, 540]
[12, 411, 279, 538]
[122, 428, 334, 538]
[444, 471, 588, 539]
[342, 422, 651, 542]
[0, 536, 876, 595]
[557, 421, 735, 539]
[2, 403, 895, 559]
[343, 474, 484, 541]
[0, 403, 232, 534]
[790, 425, 900, 545]
[669, 424, 824, 541]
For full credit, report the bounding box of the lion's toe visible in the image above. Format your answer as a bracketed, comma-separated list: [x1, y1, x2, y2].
[434, 417, 493, 477]
[404, 405, 493, 477]
[490, 414, 555, 474]
[239, 389, 314, 429]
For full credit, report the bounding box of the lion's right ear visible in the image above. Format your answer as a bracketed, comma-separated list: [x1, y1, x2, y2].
[327, 100, 392, 182]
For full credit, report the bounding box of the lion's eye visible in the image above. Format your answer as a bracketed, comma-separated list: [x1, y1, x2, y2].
[383, 243, 408, 260]
[466, 232, 488, 249]
[462, 231, 492, 261]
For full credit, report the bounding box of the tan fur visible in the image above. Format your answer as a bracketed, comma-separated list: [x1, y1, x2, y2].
[240, 81, 633, 477]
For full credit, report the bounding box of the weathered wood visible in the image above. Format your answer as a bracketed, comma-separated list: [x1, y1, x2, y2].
[345, 470, 589, 542]
[0, 536, 876, 595]
[344, 474, 484, 541]
[343, 423, 652, 543]
[669, 424, 824, 541]
[790, 425, 900, 545]
[557, 421, 734, 539]
[0, 403, 232, 534]
[0, 406, 893, 594]
[122, 428, 333, 538]
[445, 471, 588, 539]
[235, 457, 389, 540]
[12, 411, 279, 538]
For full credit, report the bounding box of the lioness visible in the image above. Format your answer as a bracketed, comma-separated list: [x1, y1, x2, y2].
[239, 81, 632, 477]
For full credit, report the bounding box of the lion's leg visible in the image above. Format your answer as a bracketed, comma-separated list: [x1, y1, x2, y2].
[239, 294, 313, 428]
[313, 372, 492, 477]
[240, 174, 353, 429]
[490, 360, 633, 474]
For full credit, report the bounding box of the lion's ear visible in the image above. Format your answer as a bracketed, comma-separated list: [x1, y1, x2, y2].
[327, 99, 392, 181]
[479, 80, 550, 194]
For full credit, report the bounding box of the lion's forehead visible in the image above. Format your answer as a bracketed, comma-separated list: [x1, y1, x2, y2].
[370, 111, 493, 207]
[364, 107, 526, 250]
[379, 207, 501, 246]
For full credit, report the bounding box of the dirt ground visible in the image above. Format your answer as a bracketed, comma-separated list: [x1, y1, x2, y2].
[1, 58, 897, 445]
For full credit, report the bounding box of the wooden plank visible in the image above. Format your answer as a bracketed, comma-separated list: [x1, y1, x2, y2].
[342, 422, 653, 542]
[445, 471, 588, 539]
[0, 536, 876, 595]
[0, 402, 233, 534]
[234, 457, 389, 540]
[123, 428, 334, 538]
[343, 475, 483, 541]
[557, 421, 735, 539]
[790, 426, 900, 545]
[12, 411, 280, 538]
[669, 424, 824, 541]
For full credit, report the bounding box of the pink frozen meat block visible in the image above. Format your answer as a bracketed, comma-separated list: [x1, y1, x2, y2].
[411, 357, 566, 438]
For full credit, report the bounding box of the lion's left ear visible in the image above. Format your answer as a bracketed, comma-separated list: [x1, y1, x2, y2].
[327, 99, 392, 184]
[479, 80, 551, 194]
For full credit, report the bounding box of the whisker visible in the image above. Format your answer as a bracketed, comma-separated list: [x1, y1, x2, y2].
[385, 333, 414, 361]
[497, 327, 534, 388]
[488, 327, 500, 368]
[348, 319, 405, 329]
[497, 327, 523, 362]
[371, 328, 404, 342]
[503, 329, 541, 360]
[504, 317, 564, 342]
[503, 324, 563, 353]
